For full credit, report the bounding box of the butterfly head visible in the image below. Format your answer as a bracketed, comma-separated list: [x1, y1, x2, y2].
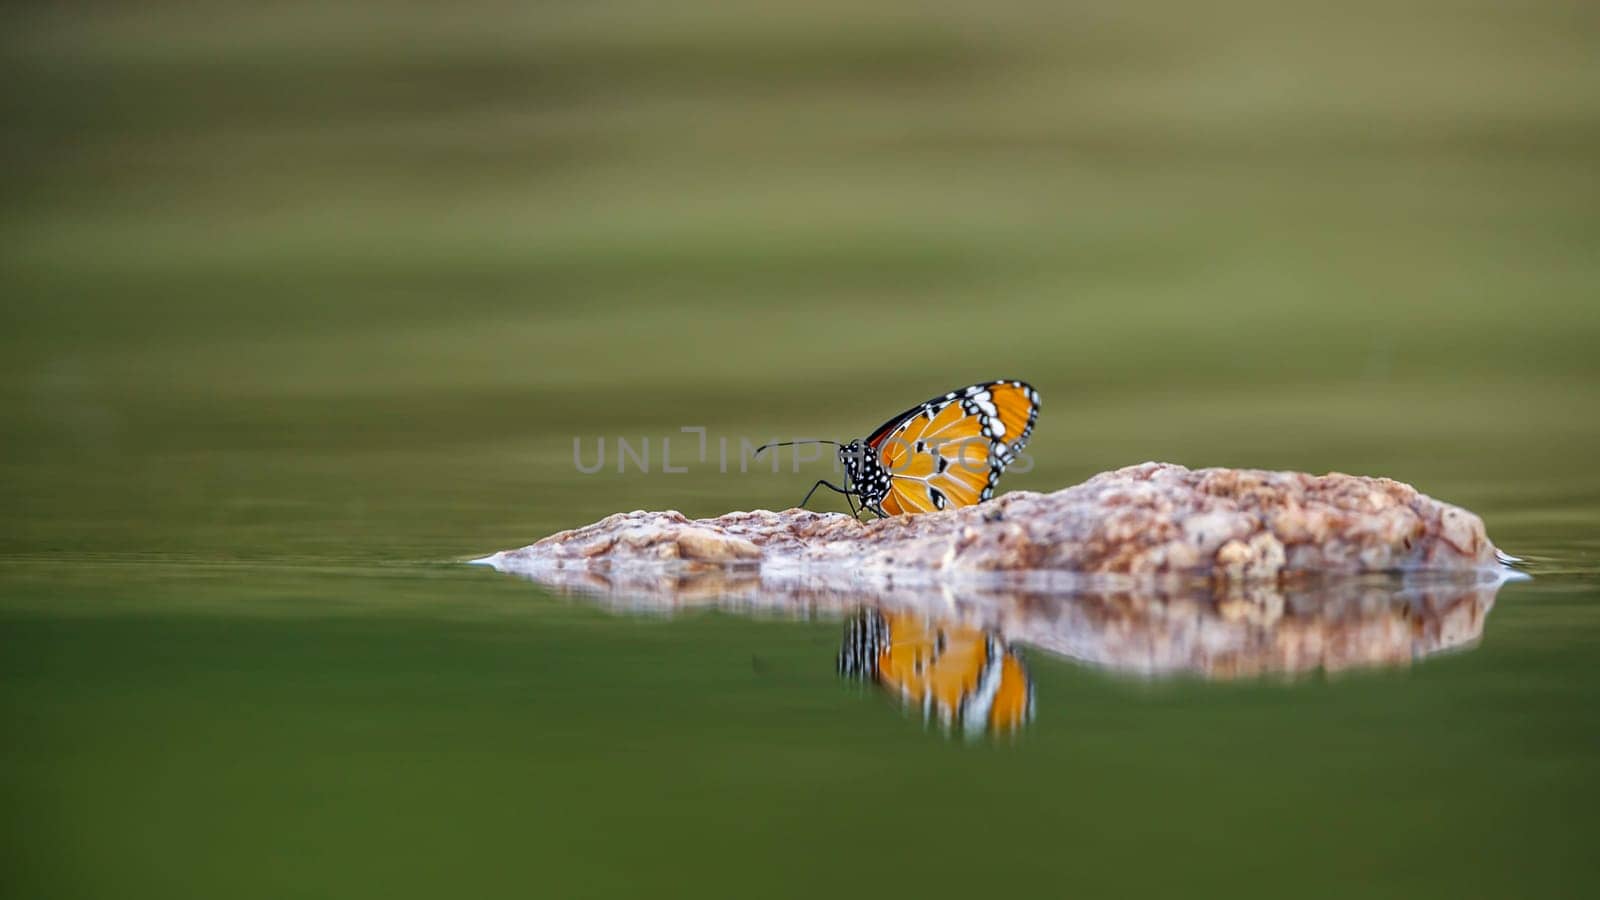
[838, 439, 890, 504]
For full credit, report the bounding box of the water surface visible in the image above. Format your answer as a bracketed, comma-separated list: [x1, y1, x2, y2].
[3, 2, 1598, 897]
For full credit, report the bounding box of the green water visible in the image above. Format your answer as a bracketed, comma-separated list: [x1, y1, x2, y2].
[3, 2, 1599, 897]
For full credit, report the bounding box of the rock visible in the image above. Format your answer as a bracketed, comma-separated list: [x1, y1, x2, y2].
[475, 463, 1520, 685]
[477, 462, 1507, 587]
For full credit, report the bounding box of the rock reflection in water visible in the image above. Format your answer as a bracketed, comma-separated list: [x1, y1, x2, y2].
[481, 559, 1511, 732]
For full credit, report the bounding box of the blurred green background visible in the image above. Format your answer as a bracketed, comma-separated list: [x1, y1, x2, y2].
[2, 1, 1598, 898]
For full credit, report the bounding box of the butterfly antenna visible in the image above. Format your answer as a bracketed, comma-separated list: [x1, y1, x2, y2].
[752, 439, 841, 456]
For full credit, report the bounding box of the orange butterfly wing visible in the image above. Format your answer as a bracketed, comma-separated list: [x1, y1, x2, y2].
[870, 381, 1039, 515]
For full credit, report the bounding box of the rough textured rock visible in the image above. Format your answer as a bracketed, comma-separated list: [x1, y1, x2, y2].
[478, 462, 1506, 587]
[477, 463, 1518, 680]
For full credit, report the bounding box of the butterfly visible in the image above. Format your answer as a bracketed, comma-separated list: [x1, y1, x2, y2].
[756, 379, 1039, 518]
[838, 608, 1034, 735]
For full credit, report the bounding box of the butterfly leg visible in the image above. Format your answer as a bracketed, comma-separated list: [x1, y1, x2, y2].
[799, 479, 858, 516]
[837, 490, 876, 522]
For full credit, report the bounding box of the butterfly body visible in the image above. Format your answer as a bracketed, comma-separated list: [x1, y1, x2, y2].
[836, 439, 890, 513]
[766, 380, 1040, 519]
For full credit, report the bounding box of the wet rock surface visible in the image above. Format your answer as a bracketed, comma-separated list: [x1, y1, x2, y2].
[478, 462, 1506, 585]
[477, 463, 1517, 682]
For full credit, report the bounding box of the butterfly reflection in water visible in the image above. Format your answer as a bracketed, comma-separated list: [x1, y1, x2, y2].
[484, 561, 1508, 739]
[756, 380, 1040, 518]
[839, 609, 1034, 737]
